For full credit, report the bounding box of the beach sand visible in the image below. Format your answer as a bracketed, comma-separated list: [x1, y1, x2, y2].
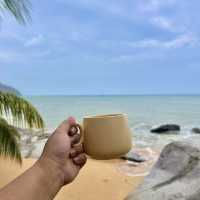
[0, 158, 144, 200]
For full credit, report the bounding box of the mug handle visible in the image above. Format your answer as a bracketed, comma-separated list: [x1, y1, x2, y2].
[70, 123, 84, 144]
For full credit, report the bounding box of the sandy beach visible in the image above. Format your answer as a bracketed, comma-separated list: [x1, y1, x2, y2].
[0, 158, 144, 200]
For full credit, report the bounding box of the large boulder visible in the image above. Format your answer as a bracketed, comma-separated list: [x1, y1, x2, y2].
[151, 124, 180, 134]
[17, 127, 49, 158]
[126, 137, 200, 200]
[192, 128, 200, 134]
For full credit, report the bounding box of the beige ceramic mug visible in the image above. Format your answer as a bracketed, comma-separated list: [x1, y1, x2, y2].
[73, 114, 132, 160]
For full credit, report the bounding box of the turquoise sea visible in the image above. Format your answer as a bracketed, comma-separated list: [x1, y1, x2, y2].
[27, 95, 200, 150]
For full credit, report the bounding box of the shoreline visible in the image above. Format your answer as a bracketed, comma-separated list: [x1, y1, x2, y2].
[0, 158, 145, 200]
[0, 126, 161, 199]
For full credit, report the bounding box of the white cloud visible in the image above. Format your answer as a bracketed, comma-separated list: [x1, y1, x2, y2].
[151, 16, 175, 31]
[24, 35, 44, 47]
[138, 1, 186, 33]
[140, 0, 178, 12]
[111, 34, 198, 63]
[164, 34, 198, 48]
[150, 16, 187, 33]
[127, 34, 199, 49]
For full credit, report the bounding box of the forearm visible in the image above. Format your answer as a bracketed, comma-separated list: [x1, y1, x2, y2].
[0, 117, 87, 200]
[0, 159, 64, 200]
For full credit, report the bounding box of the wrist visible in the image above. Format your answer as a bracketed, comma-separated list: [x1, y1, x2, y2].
[34, 157, 65, 197]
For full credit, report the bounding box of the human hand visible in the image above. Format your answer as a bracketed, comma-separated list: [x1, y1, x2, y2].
[38, 117, 87, 186]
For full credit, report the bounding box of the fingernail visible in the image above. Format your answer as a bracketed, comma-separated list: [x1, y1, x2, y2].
[68, 116, 76, 124]
[73, 154, 87, 166]
[73, 157, 80, 164]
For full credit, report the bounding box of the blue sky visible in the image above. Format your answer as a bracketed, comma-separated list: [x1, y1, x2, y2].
[0, 0, 200, 95]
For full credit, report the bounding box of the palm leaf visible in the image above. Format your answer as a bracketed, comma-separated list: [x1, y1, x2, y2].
[0, 91, 44, 129]
[0, 117, 22, 163]
[0, 92, 44, 163]
[0, 0, 31, 24]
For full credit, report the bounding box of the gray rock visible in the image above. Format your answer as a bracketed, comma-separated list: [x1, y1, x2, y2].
[126, 137, 200, 200]
[31, 136, 38, 143]
[192, 128, 200, 134]
[37, 133, 49, 140]
[151, 124, 180, 134]
[31, 139, 47, 158]
[121, 152, 146, 163]
[15, 127, 49, 158]
[21, 144, 35, 158]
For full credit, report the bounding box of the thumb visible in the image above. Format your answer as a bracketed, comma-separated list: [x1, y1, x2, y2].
[56, 116, 76, 134]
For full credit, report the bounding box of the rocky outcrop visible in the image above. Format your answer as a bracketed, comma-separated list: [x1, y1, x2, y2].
[126, 137, 200, 200]
[192, 128, 200, 134]
[151, 124, 180, 134]
[17, 127, 49, 158]
[0, 82, 21, 95]
[121, 151, 146, 163]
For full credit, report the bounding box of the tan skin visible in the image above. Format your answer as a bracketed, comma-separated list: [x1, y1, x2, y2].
[0, 117, 87, 200]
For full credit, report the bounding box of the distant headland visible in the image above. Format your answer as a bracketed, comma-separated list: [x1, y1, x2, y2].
[0, 82, 21, 96]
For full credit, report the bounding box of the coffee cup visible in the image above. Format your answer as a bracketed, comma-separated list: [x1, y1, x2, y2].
[73, 114, 132, 160]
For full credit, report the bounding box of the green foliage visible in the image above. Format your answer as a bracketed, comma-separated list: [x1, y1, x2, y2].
[0, 117, 22, 163]
[0, 91, 44, 128]
[0, 0, 31, 24]
[0, 92, 44, 163]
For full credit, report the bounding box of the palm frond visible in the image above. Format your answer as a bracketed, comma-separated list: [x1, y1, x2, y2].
[0, 117, 22, 163]
[0, 91, 44, 129]
[0, 0, 31, 24]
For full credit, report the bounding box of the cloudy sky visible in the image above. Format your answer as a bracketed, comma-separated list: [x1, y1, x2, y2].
[0, 0, 200, 95]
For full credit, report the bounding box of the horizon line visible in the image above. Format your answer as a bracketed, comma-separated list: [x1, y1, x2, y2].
[25, 94, 200, 97]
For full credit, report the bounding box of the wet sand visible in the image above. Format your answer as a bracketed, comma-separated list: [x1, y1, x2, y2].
[0, 158, 144, 200]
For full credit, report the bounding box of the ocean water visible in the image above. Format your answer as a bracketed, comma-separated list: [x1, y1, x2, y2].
[27, 95, 200, 150]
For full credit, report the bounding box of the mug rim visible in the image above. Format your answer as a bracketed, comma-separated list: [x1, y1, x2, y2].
[84, 113, 127, 119]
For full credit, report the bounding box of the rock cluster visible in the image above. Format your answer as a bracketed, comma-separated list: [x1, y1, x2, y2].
[126, 137, 200, 200]
[17, 127, 50, 158]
